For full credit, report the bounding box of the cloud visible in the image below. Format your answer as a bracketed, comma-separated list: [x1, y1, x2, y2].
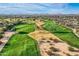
[0, 3, 78, 15]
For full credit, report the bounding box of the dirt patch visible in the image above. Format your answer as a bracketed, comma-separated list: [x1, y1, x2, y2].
[35, 20, 44, 30]
[28, 30, 79, 56]
[28, 20, 79, 56]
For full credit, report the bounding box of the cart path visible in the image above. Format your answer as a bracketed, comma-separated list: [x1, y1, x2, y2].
[0, 31, 15, 52]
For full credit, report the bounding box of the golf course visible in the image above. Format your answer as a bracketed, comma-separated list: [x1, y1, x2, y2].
[0, 23, 40, 56]
[0, 18, 79, 56]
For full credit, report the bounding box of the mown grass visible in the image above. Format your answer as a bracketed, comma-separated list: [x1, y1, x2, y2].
[0, 23, 40, 56]
[43, 20, 79, 48]
[0, 34, 40, 56]
[12, 23, 36, 33]
[43, 20, 72, 33]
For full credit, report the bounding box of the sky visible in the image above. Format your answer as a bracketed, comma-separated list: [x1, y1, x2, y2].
[0, 3, 79, 15]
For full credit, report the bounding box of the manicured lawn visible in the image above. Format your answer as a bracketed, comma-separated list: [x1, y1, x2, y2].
[12, 23, 36, 33]
[0, 23, 40, 56]
[43, 20, 79, 48]
[43, 20, 72, 33]
[0, 34, 40, 56]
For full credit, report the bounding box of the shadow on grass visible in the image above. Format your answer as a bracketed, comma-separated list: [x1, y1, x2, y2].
[53, 31, 71, 33]
[18, 32, 27, 34]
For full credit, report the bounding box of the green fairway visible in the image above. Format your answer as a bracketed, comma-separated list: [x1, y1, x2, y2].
[43, 20, 72, 33]
[43, 20, 79, 48]
[12, 23, 36, 33]
[0, 34, 40, 56]
[0, 23, 40, 56]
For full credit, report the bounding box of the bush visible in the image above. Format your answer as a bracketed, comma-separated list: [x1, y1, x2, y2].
[18, 32, 27, 34]
[68, 47, 75, 51]
[50, 47, 60, 52]
[0, 34, 3, 38]
[0, 28, 4, 34]
[46, 51, 60, 56]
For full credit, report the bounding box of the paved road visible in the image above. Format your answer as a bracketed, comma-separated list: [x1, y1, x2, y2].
[0, 31, 15, 52]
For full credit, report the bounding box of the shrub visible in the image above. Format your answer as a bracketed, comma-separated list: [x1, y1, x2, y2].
[50, 47, 60, 52]
[46, 51, 60, 56]
[68, 47, 75, 51]
[0, 34, 3, 38]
